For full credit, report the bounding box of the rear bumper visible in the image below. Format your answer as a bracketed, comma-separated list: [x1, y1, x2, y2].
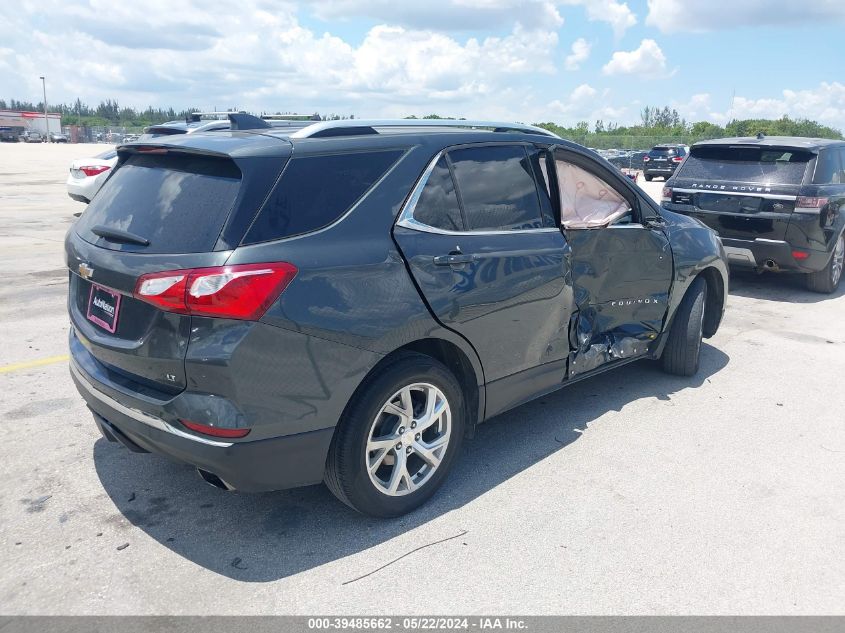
[643, 165, 677, 176]
[70, 356, 334, 492]
[720, 237, 828, 272]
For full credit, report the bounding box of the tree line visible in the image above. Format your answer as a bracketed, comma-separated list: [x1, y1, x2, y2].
[0, 98, 350, 129]
[2, 98, 841, 144]
[534, 106, 843, 149]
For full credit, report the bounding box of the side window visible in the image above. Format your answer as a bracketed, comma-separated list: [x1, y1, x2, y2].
[813, 150, 841, 185]
[413, 156, 464, 231]
[243, 150, 403, 244]
[449, 145, 544, 231]
[555, 159, 632, 229]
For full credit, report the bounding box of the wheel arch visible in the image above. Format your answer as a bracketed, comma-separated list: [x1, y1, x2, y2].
[341, 336, 485, 440]
[698, 266, 726, 338]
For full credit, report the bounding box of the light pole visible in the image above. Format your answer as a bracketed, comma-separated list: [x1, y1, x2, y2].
[39, 76, 49, 142]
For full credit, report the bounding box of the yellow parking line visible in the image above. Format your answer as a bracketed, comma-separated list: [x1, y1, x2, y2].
[0, 355, 69, 374]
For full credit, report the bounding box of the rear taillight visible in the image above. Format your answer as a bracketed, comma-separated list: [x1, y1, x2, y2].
[80, 165, 111, 177]
[180, 419, 251, 438]
[661, 186, 672, 202]
[795, 196, 829, 213]
[134, 262, 297, 320]
[671, 156, 684, 163]
[643, 156, 650, 162]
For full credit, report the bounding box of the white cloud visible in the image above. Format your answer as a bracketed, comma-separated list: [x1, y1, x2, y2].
[561, 0, 637, 37]
[540, 83, 628, 123]
[0, 1, 561, 118]
[602, 39, 667, 76]
[564, 38, 591, 70]
[670, 83, 845, 130]
[646, 0, 845, 33]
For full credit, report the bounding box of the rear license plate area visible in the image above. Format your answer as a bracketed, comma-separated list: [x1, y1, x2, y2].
[697, 193, 761, 214]
[87, 283, 121, 333]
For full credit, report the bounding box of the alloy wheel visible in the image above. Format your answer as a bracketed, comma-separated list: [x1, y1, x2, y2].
[365, 383, 451, 496]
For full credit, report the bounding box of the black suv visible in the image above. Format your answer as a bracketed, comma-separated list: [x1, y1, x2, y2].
[643, 144, 688, 181]
[663, 136, 845, 293]
[66, 119, 727, 517]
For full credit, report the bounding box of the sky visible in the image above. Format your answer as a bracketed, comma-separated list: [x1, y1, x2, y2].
[1, 0, 844, 130]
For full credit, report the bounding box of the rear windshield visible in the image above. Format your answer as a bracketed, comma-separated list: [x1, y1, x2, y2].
[76, 153, 241, 253]
[678, 145, 813, 185]
[649, 146, 675, 156]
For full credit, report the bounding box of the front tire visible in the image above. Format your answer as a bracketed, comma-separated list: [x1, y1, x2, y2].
[324, 352, 465, 517]
[805, 233, 844, 294]
[644, 174, 653, 181]
[661, 277, 707, 377]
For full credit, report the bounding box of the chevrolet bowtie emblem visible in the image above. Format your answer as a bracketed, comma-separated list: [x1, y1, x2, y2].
[78, 263, 94, 279]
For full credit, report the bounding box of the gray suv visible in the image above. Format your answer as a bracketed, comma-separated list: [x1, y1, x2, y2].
[67, 118, 727, 517]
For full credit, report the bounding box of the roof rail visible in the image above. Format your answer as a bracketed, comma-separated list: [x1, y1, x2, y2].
[287, 119, 560, 139]
[262, 114, 322, 121]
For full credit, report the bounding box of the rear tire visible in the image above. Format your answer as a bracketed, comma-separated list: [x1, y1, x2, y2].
[805, 233, 844, 294]
[644, 174, 653, 181]
[661, 277, 707, 377]
[324, 352, 465, 517]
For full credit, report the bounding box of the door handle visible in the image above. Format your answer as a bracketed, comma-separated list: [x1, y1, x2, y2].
[433, 253, 475, 266]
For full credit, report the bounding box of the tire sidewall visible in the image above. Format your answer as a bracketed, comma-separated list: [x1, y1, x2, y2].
[339, 356, 465, 517]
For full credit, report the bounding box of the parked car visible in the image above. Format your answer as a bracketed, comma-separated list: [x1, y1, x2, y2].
[140, 112, 314, 139]
[66, 149, 118, 203]
[643, 144, 688, 181]
[50, 132, 69, 143]
[663, 136, 845, 293]
[66, 119, 727, 517]
[0, 126, 22, 142]
[18, 130, 44, 143]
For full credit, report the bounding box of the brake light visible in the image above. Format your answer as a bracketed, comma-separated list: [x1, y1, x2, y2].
[80, 165, 111, 177]
[792, 250, 810, 261]
[671, 156, 684, 163]
[795, 196, 829, 213]
[180, 419, 251, 438]
[134, 262, 297, 320]
[661, 186, 673, 202]
[642, 156, 650, 162]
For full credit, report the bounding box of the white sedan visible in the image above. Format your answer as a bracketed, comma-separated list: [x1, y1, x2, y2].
[66, 149, 117, 203]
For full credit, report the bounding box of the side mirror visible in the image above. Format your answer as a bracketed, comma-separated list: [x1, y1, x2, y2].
[643, 215, 666, 230]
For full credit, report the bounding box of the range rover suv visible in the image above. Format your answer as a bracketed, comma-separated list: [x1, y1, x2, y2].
[643, 144, 688, 181]
[66, 118, 727, 517]
[662, 136, 845, 293]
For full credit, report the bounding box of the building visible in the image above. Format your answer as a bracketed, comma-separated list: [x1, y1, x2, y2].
[0, 110, 62, 135]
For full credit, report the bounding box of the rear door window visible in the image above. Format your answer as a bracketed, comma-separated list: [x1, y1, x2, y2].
[448, 145, 544, 231]
[243, 150, 403, 244]
[813, 149, 843, 184]
[76, 153, 241, 253]
[678, 145, 813, 184]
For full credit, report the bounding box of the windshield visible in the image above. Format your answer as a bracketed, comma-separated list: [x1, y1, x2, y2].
[678, 145, 813, 185]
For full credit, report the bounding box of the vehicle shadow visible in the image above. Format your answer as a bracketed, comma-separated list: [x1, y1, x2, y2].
[728, 268, 845, 303]
[93, 343, 729, 583]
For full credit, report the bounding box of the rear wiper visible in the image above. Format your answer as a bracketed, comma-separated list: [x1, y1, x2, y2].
[91, 225, 150, 246]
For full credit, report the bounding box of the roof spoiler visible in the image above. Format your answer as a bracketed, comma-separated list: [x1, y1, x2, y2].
[228, 113, 271, 131]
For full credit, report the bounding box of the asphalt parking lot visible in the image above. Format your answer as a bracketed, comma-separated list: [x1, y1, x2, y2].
[1, 142, 843, 615]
